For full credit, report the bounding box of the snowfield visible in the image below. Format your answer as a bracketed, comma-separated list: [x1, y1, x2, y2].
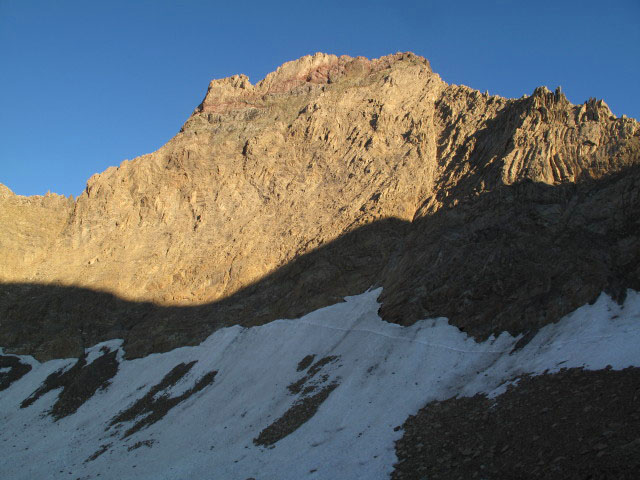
[2, 288, 640, 480]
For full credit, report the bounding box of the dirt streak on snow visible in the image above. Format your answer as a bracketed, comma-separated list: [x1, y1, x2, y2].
[1, 288, 639, 480]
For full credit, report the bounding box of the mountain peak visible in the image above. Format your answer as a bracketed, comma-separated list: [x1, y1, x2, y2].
[194, 52, 431, 115]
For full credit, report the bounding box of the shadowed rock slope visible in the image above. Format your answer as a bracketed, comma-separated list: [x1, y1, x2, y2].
[393, 367, 640, 480]
[1, 52, 639, 360]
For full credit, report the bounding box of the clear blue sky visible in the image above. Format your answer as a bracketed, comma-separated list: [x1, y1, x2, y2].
[1, 0, 639, 197]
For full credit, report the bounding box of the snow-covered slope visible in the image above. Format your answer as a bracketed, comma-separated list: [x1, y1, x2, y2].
[2, 288, 640, 480]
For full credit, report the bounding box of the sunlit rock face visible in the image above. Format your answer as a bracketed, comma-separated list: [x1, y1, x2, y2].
[0, 52, 639, 361]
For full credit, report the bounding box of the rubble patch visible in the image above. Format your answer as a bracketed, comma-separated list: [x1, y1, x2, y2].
[296, 354, 316, 372]
[127, 439, 156, 451]
[85, 443, 112, 463]
[256, 354, 341, 446]
[287, 355, 339, 394]
[20, 348, 118, 420]
[254, 383, 338, 447]
[393, 366, 640, 479]
[109, 361, 217, 438]
[0, 355, 32, 391]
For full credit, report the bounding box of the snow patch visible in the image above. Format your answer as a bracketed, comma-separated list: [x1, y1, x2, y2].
[1, 288, 639, 480]
[84, 339, 124, 365]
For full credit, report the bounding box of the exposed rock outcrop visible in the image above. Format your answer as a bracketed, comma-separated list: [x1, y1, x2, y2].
[1, 52, 638, 360]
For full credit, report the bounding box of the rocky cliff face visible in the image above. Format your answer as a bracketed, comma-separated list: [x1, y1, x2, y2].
[1, 52, 639, 360]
